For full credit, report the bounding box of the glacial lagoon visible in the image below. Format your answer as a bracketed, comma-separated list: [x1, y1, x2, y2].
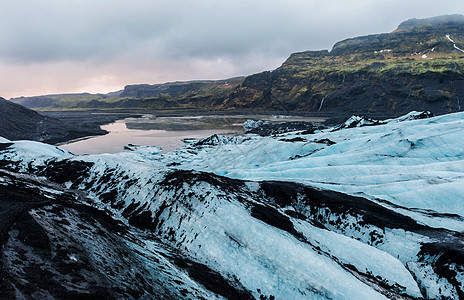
[60, 114, 325, 155]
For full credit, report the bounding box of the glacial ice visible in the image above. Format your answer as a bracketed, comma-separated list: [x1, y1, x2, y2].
[181, 111, 464, 219]
[1, 111, 464, 298]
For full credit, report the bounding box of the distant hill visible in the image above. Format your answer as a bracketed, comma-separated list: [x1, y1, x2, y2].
[11, 78, 244, 111]
[11, 92, 123, 110]
[11, 15, 464, 116]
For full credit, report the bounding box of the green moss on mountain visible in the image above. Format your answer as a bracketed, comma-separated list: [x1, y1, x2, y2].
[11, 78, 244, 111]
[225, 15, 464, 115]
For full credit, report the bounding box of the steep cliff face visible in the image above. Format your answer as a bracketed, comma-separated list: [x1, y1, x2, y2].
[225, 15, 464, 115]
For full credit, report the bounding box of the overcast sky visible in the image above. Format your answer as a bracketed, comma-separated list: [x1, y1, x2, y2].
[1, 0, 463, 99]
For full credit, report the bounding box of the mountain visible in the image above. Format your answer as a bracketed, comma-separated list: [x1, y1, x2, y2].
[11, 78, 244, 111]
[11, 92, 123, 110]
[9, 15, 464, 116]
[1, 110, 464, 298]
[226, 15, 464, 114]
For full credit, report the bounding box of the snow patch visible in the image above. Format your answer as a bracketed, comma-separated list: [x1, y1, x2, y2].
[374, 49, 392, 54]
[68, 254, 78, 262]
[446, 34, 455, 43]
[445, 34, 464, 53]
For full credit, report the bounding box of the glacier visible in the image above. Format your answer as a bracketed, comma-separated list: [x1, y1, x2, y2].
[0, 111, 464, 299]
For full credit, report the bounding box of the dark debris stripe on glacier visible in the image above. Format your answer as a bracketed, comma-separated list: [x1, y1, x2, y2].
[0, 152, 461, 298]
[0, 169, 254, 299]
[0, 110, 463, 299]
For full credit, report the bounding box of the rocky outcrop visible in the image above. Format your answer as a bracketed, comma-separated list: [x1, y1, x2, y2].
[0, 98, 111, 144]
[0, 97, 70, 143]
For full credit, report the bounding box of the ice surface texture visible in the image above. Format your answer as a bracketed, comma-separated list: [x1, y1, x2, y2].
[0, 111, 463, 299]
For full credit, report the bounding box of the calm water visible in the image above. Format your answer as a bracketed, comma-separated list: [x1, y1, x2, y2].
[60, 114, 325, 155]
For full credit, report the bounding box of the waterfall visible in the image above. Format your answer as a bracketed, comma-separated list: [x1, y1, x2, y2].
[318, 96, 327, 111]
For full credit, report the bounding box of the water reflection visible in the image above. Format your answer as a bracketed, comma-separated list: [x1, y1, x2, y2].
[60, 114, 325, 155]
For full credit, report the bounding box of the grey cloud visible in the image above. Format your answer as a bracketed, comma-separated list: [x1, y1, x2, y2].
[2, 0, 458, 63]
